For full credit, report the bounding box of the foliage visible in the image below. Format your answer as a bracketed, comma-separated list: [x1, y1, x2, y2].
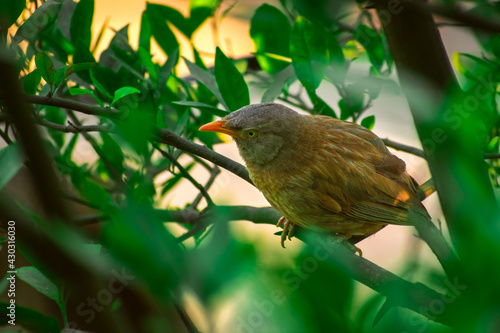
[0, 0, 500, 332]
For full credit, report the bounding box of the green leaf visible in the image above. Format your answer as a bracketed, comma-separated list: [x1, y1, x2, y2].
[146, 3, 179, 56]
[214, 47, 250, 111]
[158, 48, 179, 95]
[184, 57, 227, 110]
[138, 48, 158, 83]
[70, 0, 94, 50]
[111, 87, 141, 106]
[360, 115, 375, 130]
[173, 101, 229, 117]
[261, 64, 296, 103]
[354, 25, 385, 72]
[23, 69, 42, 95]
[0, 302, 60, 332]
[307, 89, 337, 118]
[68, 87, 103, 106]
[53, 65, 70, 91]
[35, 52, 55, 86]
[139, 10, 151, 52]
[290, 16, 328, 91]
[0, 0, 25, 28]
[89, 67, 114, 100]
[0, 143, 24, 191]
[16, 267, 59, 301]
[250, 4, 291, 74]
[325, 34, 346, 84]
[14, 0, 61, 43]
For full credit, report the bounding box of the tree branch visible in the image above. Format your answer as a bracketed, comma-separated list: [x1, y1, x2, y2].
[23, 94, 120, 117]
[37, 118, 112, 133]
[153, 143, 214, 207]
[382, 138, 425, 158]
[153, 127, 252, 185]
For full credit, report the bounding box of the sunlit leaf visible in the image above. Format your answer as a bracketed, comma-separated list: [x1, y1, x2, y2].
[250, 4, 291, 74]
[111, 87, 141, 106]
[360, 115, 375, 130]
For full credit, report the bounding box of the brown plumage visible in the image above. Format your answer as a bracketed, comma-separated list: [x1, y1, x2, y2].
[199, 103, 429, 247]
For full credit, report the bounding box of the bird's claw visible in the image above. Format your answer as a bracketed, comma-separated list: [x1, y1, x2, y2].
[277, 217, 297, 248]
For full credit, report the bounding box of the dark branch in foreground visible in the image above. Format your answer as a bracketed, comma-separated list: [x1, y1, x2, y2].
[155, 205, 457, 327]
[382, 138, 425, 158]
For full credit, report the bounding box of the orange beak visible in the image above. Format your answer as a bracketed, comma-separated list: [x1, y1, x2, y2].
[199, 120, 238, 137]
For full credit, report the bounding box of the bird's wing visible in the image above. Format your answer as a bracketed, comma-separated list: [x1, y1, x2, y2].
[305, 117, 424, 225]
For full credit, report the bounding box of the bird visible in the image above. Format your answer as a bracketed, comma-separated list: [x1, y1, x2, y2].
[199, 103, 429, 248]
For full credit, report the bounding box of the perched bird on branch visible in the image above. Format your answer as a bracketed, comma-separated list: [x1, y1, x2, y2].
[200, 103, 429, 248]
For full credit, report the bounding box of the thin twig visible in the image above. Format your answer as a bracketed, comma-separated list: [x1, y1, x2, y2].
[22, 94, 120, 117]
[154, 127, 252, 185]
[485, 153, 500, 159]
[67, 112, 125, 187]
[190, 165, 220, 209]
[37, 118, 112, 133]
[153, 143, 214, 207]
[0, 128, 12, 144]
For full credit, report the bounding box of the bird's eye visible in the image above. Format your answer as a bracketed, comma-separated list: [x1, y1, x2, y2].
[245, 130, 258, 138]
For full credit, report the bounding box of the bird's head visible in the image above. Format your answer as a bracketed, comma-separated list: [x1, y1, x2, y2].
[199, 103, 303, 165]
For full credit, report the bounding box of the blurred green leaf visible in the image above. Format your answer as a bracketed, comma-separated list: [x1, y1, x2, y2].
[139, 10, 151, 52]
[111, 87, 141, 106]
[138, 47, 158, 83]
[89, 66, 115, 100]
[290, 16, 328, 91]
[0, 302, 60, 332]
[146, 3, 179, 56]
[214, 47, 250, 111]
[0, 143, 24, 192]
[307, 89, 337, 118]
[17, 267, 59, 301]
[325, 33, 346, 84]
[14, 0, 61, 42]
[262, 65, 296, 103]
[68, 87, 103, 106]
[0, 0, 25, 28]
[70, 0, 94, 50]
[354, 24, 385, 72]
[360, 115, 375, 130]
[173, 101, 230, 117]
[35, 52, 55, 86]
[250, 4, 291, 74]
